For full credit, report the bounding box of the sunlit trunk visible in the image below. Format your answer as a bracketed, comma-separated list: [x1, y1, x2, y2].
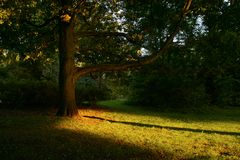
[57, 11, 78, 117]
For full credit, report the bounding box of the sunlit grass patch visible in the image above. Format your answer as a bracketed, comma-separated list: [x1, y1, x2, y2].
[0, 101, 240, 159]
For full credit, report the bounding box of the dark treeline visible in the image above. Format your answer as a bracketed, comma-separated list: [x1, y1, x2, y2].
[0, 0, 239, 111]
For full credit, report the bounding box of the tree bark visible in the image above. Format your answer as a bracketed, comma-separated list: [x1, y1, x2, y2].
[230, 0, 235, 6]
[57, 11, 79, 117]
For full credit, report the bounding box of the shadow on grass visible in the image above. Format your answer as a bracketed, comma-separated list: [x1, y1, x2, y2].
[98, 100, 240, 123]
[0, 114, 171, 160]
[84, 115, 240, 136]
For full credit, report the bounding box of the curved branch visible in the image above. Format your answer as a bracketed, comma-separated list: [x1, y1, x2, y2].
[74, 0, 193, 79]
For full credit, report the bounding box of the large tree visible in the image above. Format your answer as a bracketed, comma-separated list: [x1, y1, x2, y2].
[0, 0, 192, 116]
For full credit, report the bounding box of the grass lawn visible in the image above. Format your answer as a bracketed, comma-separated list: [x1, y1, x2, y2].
[0, 100, 240, 160]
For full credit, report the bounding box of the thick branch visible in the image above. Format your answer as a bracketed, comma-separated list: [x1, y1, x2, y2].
[74, 0, 193, 79]
[230, 0, 235, 6]
[73, 39, 169, 79]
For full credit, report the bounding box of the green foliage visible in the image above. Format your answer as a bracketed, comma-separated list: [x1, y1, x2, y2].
[103, 72, 131, 99]
[0, 79, 58, 106]
[107, 83, 130, 99]
[216, 77, 240, 106]
[75, 77, 111, 105]
[143, 2, 240, 107]
[0, 61, 58, 106]
[194, 19, 240, 106]
[128, 65, 208, 108]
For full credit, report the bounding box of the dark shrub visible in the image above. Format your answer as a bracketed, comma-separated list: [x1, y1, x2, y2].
[128, 67, 208, 109]
[75, 77, 111, 105]
[0, 79, 58, 106]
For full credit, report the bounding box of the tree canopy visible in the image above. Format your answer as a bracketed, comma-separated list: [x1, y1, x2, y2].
[1, 0, 239, 116]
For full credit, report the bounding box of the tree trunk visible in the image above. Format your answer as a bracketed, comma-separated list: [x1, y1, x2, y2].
[205, 73, 218, 104]
[57, 12, 79, 117]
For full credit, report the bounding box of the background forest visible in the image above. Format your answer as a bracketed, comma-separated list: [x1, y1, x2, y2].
[0, 0, 240, 109]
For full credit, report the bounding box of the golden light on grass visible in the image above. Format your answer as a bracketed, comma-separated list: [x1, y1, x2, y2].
[1, 100, 239, 159]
